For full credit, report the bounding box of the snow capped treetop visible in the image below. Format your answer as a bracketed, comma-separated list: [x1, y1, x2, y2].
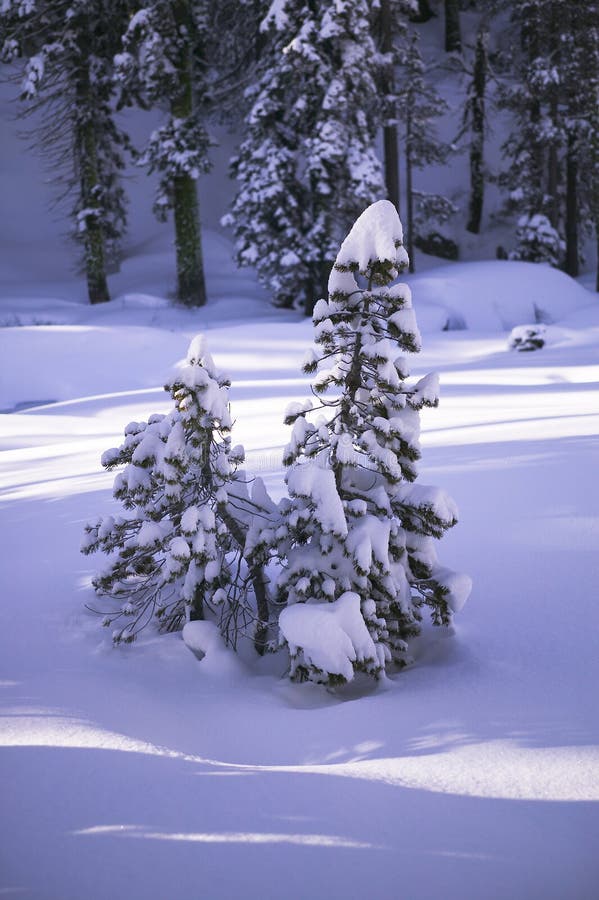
[334, 199, 409, 277]
[167, 335, 232, 431]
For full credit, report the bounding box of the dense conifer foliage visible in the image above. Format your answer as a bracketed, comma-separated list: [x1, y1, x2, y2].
[1, 0, 130, 303]
[2, 0, 598, 299]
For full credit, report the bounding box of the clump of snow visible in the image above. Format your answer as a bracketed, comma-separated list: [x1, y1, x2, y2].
[182, 620, 223, 659]
[182, 621, 245, 678]
[287, 462, 347, 536]
[335, 199, 407, 272]
[279, 593, 379, 683]
[260, 0, 290, 32]
[432, 568, 473, 614]
[508, 324, 546, 352]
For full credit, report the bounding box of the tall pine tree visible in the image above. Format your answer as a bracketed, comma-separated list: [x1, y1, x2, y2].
[1, 0, 130, 303]
[398, 32, 456, 272]
[499, 0, 599, 275]
[114, 1, 214, 307]
[223, 0, 386, 313]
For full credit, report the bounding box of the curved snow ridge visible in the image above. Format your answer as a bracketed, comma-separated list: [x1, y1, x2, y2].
[4, 713, 597, 803]
[274, 741, 599, 803]
[72, 824, 380, 849]
[0, 712, 197, 761]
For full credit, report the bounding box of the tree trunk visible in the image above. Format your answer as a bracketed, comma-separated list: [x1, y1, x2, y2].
[466, 24, 488, 234]
[384, 127, 400, 213]
[220, 504, 270, 656]
[172, 172, 206, 307]
[304, 258, 330, 317]
[76, 69, 110, 304]
[565, 133, 579, 277]
[189, 585, 204, 621]
[411, 0, 435, 23]
[380, 0, 400, 213]
[406, 114, 415, 274]
[444, 0, 461, 53]
[546, 12, 560, 227]
[546, 114, 559, 225]
[521, 10, 545, 214]
[172, 0, 207, 307]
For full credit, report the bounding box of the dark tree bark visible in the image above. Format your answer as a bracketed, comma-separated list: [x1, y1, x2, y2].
[171, 0, 207, 307]
[444, 0, 462, 53]
[411, 0, 435, 22]
[546, 9, 561, 227]
[564, 133, 579, 277]
[380, 0, 400, 213]
[466, 23, 488, 234]
[406, 104, 415, 274]
[75, 67, 110, 304]
[172, 173, 206, 307]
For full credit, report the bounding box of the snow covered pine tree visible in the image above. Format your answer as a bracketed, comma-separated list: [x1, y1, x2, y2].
[82, 336, 271, 651]
[223, 0, 386, 313]
[0, 0, 130, 304]
[264, 200, 471, 685]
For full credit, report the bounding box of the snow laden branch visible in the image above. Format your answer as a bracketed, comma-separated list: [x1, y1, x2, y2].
[82, 335, 275, 654]
[266, 200, 472, 686]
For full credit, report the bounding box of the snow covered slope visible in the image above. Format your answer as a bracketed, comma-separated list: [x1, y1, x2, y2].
[1, 60, 599, 900]
[1, 259, 599, 898]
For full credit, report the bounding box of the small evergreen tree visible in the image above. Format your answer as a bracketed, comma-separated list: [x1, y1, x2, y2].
[0, 0, 130, 303]
[259, 200, 471, 685]
[82, 336, 272, 650]
[508, 213, 564, 267]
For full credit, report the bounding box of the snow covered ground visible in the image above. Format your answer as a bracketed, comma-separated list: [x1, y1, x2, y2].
[1, 231, 599, 898]
[2, 71, 599, 899]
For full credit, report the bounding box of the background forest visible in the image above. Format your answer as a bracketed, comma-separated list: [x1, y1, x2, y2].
[2, 0, 598, 309]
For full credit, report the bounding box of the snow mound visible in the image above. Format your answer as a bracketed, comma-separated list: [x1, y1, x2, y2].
[182, 621, 245, 678]
[279, 592, 378, 683]
[411, 261, 594, 332]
